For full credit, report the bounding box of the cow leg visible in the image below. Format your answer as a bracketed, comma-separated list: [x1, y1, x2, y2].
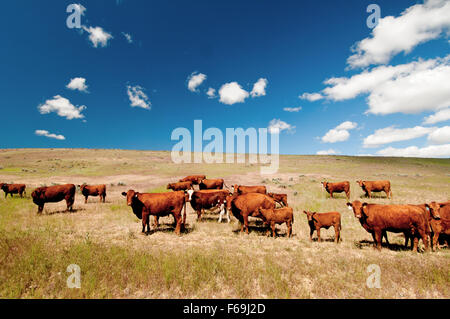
[218, 205, 224, 223]
[334, 225, 339, 243]
[419, 229, 429, 252]
[174, 214, 182, 236]
[271, 222, 276, 238]
[412, 237, 419, 252]
[382, 231, 390, 246]
[85, 196, 88, 204]
[433, 231, 440, 251]
[330, 192, 333, 199]
[309, 228, 314, 241]
[287, 221, 292, 238]
[374, 229, 382, 251]
[244, 215, 249, 234]
[37, 204, 44, 215]
[142, 211, 149, 234]
[66, 197, 74, 212]
[316, 228, 321, 242]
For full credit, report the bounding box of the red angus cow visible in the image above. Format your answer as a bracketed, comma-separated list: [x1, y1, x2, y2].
[199, 179, 224, 190]
[0, 183, 26, 198]
[233, 184, 267, 195]
[167, 181, 193, 191]
[427, 201, 449, 250]
[189, 189, 230, 222]
[258, 207, 294, 238]
[303, 211, 341, 243]
[228, 193, 276, 234]
[79, 184, 106, 203]
[321, 181, 350, 199]
[347, 200, 429, 251]
[31, 184, 76, 214]
[357, 180, 392, 199]
[267, 193, 288, 207]
[122, 190, 187, 235]
[179, 175, 206, 185]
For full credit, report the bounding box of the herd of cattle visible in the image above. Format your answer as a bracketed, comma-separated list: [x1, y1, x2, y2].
[0, 176, 448, 252]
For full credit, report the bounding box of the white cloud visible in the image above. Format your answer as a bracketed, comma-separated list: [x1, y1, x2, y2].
[363, 126, 436, 148]
[322, 121, 357, 143]
[35, 130, 65, 140]
[127, 85, 151, 110]
[423, 107, 450, 124]
[376, 144, 450, 158]
[319, 55, 450, 115]
[82, 26, 113, 48]
[283, 106, 302, 112]
[66, 77, 88, 92]
[187, 72, 207, 92]
[268, 119, 295, 134]
[316, 149, 338, 155]
[299, 92, 323, 102]
[122, 32, 133, 43]
[250, 78, 268, 98]
[427, 126, 450, 144]
[73, 4, 86, 16]
[38, 95, 86, 120]
[218, 82, 249, 105]
[347, 0, 450, 68]
[206, 87, 216, 99]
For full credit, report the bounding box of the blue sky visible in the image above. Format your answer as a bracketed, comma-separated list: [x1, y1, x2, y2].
[1, 0, 449, 157]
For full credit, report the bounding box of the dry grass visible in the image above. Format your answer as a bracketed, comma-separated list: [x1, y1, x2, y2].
[0, 149, 449, 299]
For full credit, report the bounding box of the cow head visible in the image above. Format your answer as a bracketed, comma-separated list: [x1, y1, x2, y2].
[225, 193, 237, 211]
[356, 180, 364, 187]
[232, 184, 238, 194]
[185, 189, 194, 202]
[166, 183, 172, 190]
[303, 211, 317, 222]
[78, 184, 87, 192]
[425, 202, 441, 220]
[121, 189, 138, 206]
[31, 187, 46, 204]
[346, 200, 367, 219]
[0, 183, 6, 190]
[321, 181, 328, 189]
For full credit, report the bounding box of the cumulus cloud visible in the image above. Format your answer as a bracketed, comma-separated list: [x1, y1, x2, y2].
[82, 26, 113, 48]
[318, 55, 450, 115]
[127, 85, 151, 110]
[321, 121, 358, 143]
[316, 149, 338, 155]
[347, 0, 450, 68]
[363, 126, 437, 148]
[206, 87, 216, 99]
[427, 126, 450, 144]
[283, 106, 302, 112]
[376, 144, 450, 158]
[35, 130, 65, 140]
[423, 108, 450, 124]
[66, 77, 88, 92]
[187, 72, 207, 92]
[38, 95, 86, 120]
[218, 82, 249, 105]
[299, 92, 323, 102]
[250, 78, 268, 97]
[268, 119, 295, 134]
[122, 32, 133, 43]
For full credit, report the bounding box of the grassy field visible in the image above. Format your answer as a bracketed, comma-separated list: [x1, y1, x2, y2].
[0, 148, 449, 298]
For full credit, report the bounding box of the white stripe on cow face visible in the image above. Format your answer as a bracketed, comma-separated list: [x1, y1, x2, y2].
[187, 189, 194, 201]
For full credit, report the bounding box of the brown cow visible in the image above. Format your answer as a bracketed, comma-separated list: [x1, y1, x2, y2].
[356, 180, 392, 199]
[321, 181, 350, 199]
[167, 181, 193, 191]
[267, 193, 288, 207]
[427, 201, 449, 250]
[258, 207, 294, 238]
[0, 183, 26, 198]
[303, 211, 341, 243]
[228, 193, 276, 234]
[346, 200, 429, 251]
[121, 190, 186, 235]
[189, 189, 230, 222]
[199, 179, 224, 190]
[78, 184, 106, 203]
[233, 184, 267, 195]
[179, 175, 206, 185]
[31, 184, 76, 214]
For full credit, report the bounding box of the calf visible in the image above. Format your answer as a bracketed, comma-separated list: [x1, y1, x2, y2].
[179, 175, 206, 185]
[167, 181, 193, 191]
[122, 190, 187, 235]
[321, 181, 350, 199]
[258, 207, 294, 238]
[199, 179, 224, 190]
[79, 184, 106, 203]
[303, 211, 341, 243]
[233, 184, 267, 195]
[0, 183, 26, 198]
[267, 193, 288, 207]
[31, 184, 76, 214]
[356, 180, 392, 199]
[228, 193, 276, 234]
[347, 201, 428, 251]
[427, 201, 449, 250]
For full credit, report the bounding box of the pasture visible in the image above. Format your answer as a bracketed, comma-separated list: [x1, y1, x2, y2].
[0, 148, 449, 298]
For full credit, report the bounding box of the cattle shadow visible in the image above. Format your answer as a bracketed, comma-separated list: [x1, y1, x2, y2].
[358, 193, 389, 199]
[310, 237, 339, 243]
[355, 240, 411, 251]
[231, 221, 295, 238]
[144, 223, 196, 235]
[44, 208, 85, 215]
